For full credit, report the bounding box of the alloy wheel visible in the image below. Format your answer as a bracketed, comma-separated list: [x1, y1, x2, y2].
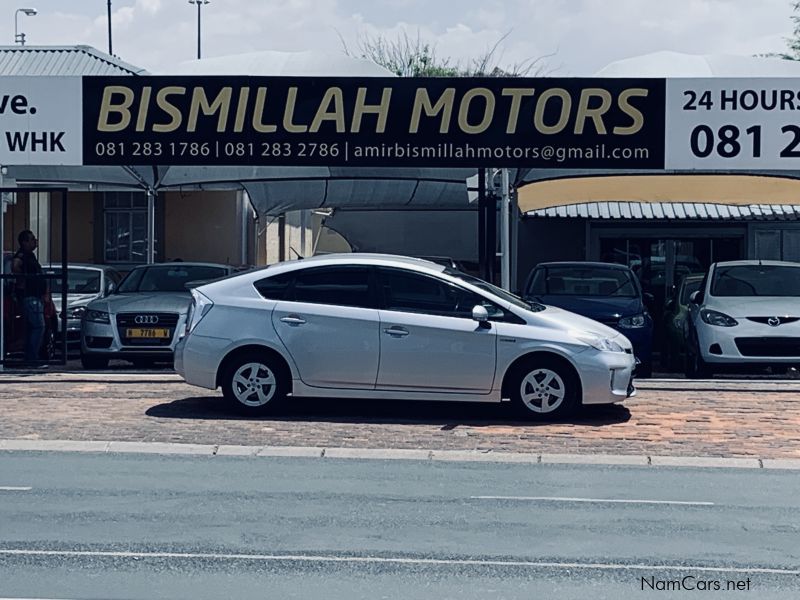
[519, 368, 567, 414]
[231, 362, 277, 407]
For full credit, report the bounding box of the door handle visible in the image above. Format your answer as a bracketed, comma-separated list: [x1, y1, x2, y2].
[383, 326, 409, 337]
[280, 315, 307, 326]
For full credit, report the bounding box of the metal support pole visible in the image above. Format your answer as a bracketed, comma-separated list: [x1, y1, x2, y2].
[239, 191, 248, 265]
[477, 169, 487, 280]
[0, 173, 5, 372]
[59, 190, 67, 365]
[510, 187, 519, 293]
[196, 1, 202, 59]
[146, 189, 155, 264]
[107, 0, 113, 54]
[278, 214, 286, 262]
[500, 168, 511, 290]
[299, 210, 307, 259]
[486, 174, 497, 285]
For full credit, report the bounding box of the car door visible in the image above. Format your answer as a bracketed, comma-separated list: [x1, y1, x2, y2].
[271, 265, 380, 390]
[375, 267, 497, 393]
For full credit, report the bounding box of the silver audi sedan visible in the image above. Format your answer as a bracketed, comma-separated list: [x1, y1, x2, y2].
[80, 262, 235, 369]
[175, 254, 636, 420]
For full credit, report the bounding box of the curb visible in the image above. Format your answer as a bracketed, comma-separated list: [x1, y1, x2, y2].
[1, 439, 799, 469]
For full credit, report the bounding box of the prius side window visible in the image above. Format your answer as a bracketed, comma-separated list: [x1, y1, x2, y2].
[379, 268, 484, 318]
[292, 267, 374, 308]
[254, 272, 294, 300]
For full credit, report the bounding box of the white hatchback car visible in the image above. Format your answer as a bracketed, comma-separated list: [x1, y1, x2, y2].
[686, 260, 800, 377]
[175, 254, 636, 419]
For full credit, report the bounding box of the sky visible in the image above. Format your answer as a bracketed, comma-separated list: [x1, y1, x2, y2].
[0, 0, 797, 75]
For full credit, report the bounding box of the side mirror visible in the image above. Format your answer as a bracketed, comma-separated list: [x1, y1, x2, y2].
[643, 292, 655, 304]
[472, 305, 490, 324]
[105, 282, 116, 295]
[689, 291, 701, 305]
[664, 299, 674, 311]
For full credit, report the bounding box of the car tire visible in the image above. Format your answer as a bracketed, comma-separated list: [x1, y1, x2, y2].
[222, 352, 289, 416]
[80, 354, 109, 370]
[684, 337, 712, 379]
[508, 356, 579, 421]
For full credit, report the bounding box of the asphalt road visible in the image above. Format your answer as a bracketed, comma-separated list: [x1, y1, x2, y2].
[0, 452, 798, 599]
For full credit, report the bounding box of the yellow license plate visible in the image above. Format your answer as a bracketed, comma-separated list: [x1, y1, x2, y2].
[126, 328, 170, 339]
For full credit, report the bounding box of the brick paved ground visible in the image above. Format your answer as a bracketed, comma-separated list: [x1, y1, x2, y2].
[1, 373, 799, 458]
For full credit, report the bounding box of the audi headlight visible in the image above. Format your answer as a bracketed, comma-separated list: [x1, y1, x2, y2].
[84, 309, 110, 324]
[66, 306, 87, 319]
[574, 332, 625, 353]
[700, 309, 738, 327]
[185, 289, 214, 336]
[619, 313, 646, 328]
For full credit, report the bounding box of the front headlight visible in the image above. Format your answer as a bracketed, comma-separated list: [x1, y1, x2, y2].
[574, 332, 625, 353]
[84, 309, 110, 324]
[66, 306, 87, 319]
[700, 309, 738, 327]
[619, 313, 646, 328]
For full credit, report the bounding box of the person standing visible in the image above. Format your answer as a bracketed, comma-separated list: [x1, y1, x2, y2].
[11, 230, 47, 364]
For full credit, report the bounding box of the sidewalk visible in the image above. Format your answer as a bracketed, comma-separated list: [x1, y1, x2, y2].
[1, 373, 799, 459]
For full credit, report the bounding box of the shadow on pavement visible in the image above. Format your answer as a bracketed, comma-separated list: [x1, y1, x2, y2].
[145, 395, 632, 428]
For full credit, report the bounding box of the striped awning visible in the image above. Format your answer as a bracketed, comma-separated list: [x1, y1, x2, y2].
[526, 202, 800, 221]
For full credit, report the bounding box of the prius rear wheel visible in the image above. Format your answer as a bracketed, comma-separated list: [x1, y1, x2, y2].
[222, 353, 288, 415]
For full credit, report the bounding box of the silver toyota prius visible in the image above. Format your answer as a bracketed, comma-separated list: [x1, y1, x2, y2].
[175, 254, 636, 420]
[80, 262, 235, 369]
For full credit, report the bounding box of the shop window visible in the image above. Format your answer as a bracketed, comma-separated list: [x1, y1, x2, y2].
[754, 228, 800, 262]
[103, 192, 153, 263]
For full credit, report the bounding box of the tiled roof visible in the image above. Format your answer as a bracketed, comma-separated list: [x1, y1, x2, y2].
[0, 45, 146, 76]
[526, 202, 800, 220]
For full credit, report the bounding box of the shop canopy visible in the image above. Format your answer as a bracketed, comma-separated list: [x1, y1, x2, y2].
[8, 164, 476, 214]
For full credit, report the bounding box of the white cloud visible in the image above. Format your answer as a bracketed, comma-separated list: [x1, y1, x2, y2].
[137, 0, 162, 16]
[0, 0, 795, 75]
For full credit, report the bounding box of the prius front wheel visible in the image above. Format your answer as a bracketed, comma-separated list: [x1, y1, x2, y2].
[222, 353, 288, 415]
[509, 357, 578, 420]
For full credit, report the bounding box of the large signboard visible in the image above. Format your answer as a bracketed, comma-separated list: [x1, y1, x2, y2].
[6, 75, 800, 171]
[666, 78, 800, 170]
[0, 77, 82, 166]
[81, 76, 666, 169]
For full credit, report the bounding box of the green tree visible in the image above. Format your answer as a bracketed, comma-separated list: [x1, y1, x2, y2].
[340, 30, 550, 77]
[770, 1, 800, 59]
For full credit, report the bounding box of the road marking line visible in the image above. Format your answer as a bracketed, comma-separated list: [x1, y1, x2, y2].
[471, 495, 714, 506]
[0, 487, 31, 492]
[0, 549, 795, 575]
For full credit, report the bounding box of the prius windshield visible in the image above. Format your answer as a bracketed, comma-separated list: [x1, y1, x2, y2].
[445, 269, 546, 312]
